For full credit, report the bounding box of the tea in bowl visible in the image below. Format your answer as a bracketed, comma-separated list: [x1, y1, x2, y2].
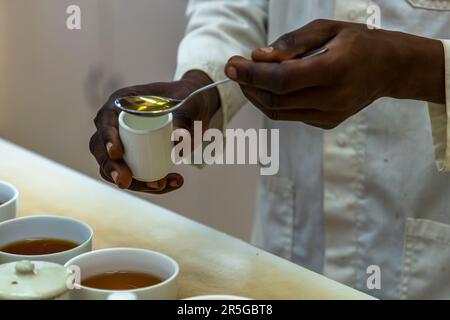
[65, 248, 179, 300]
[0, 215, 93, 265]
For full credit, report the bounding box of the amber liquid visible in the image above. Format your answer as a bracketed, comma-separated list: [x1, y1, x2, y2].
[81, 271, 163, 290]
[119, 96, 179, 112]
[0, 238, 79, 255]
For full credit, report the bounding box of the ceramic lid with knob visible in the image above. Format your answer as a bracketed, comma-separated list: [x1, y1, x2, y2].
[0, 260, 72, 300]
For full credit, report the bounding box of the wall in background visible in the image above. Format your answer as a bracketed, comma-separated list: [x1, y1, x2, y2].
[0, 2, 5, 112]
[0, 0, 261, 241]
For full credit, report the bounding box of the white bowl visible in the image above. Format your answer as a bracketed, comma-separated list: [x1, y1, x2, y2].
[65, 248, 179, 300]
[0, 215, 93, 265]
[0, 181, 19, 223]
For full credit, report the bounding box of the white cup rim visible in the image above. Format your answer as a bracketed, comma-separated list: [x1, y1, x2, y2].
[0, 181, 19, 209]
[119, 112, 173, 135]
[0, 215, 93, 259]
[64, 247, 180, 294]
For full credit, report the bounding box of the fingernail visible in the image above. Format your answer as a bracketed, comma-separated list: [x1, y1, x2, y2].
[226, 66, 237, 80]
[169, 179, 180, 188]
[111, 171, 119, 184]
[106, 142, 113, 156]
[259, 46, 274, 53]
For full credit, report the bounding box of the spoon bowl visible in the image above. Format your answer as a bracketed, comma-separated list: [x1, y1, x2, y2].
[115, 95, 182, 117]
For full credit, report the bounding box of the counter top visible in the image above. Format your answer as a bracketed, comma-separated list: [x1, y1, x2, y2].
[0, 138, 373, 299]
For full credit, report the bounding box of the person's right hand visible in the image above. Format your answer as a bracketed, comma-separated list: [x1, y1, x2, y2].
[89, 70, 220, 194]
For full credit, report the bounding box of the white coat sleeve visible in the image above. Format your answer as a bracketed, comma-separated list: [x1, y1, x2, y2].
[428, 40, 450, 172]
[174, 0, 268, 131]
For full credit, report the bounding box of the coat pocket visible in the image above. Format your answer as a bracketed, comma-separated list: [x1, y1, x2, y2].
[400, 218, 450, 299]
[251, 175, 295, 260]
[407, 0, 450, 11]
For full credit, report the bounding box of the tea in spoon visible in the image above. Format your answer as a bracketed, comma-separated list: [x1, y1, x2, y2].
[115, 46, 328, 117]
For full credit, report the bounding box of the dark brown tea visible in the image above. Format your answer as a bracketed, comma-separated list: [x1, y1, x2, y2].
[0, 238, 79, 255]
[81, 271, 163, 290]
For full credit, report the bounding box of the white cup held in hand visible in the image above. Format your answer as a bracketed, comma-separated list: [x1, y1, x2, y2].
[119, 112, 173, 182]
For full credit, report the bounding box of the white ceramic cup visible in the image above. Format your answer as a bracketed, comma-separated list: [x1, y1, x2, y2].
[119, 112, 174, 182]
[0, 215, 93, 265]
[0, 181, 18, 223]
[65, 248, 179, 300]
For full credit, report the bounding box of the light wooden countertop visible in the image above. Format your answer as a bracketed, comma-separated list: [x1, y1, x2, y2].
[0, 138, 373, 299]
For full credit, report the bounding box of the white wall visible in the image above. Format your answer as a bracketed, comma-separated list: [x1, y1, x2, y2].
[0, 0, 261, 241]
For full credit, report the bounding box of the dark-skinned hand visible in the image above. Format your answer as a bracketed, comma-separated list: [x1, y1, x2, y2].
[89, 70, 219, 194]
[225, 19, 445, 129]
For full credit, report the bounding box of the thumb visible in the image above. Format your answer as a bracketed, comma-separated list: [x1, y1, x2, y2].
[252, 19, 340, 62]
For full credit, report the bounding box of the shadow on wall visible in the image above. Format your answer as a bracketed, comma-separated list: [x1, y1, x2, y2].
[0, 0, 259, 241]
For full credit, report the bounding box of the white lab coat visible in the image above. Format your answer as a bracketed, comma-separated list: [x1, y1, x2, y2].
[175, 0, 450, 299]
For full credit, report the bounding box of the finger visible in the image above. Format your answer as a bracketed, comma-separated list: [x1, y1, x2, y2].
[146, 178, 167, 191]
[99, 160, 133, 189]
[240, 86, 345, 126]
[90, 132, 133, 189]
[98, 126, 124, 160]
[128, 173, 184, 194]
[252, 19, 340, 62]
[241, 85, 331, 110]
[100, 158, 133, 190]
[94, 107, 124, 160]
[227, 56, 328, 94]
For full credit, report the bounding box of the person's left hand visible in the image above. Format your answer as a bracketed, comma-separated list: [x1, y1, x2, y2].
[225, 19, 445, 129]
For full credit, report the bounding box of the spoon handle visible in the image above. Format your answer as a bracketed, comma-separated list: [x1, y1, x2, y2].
[182, 78, 231, 105]
[296, 46, 328, 60]
[180, 47, 327, 107]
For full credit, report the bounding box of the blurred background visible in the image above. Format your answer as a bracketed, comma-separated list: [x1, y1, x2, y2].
[0, 0, 262, 241]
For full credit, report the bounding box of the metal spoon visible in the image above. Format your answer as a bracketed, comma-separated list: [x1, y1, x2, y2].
[115, 46, 328, 117]
[115, 78, 231, 118]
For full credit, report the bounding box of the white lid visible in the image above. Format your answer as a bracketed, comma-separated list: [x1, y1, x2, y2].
[0, 260, 71, 300]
